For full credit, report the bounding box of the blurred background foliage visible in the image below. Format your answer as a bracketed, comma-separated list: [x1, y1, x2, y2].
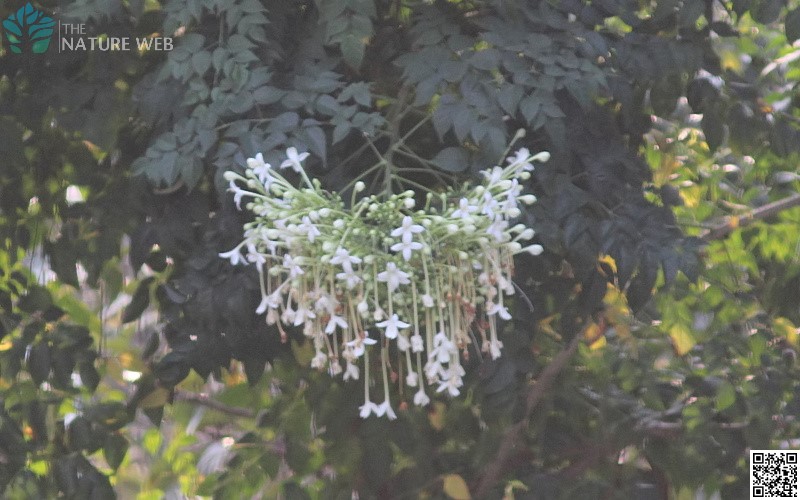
[1, 0, 800, 498]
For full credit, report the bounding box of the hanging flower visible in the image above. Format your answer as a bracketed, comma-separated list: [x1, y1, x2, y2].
[221, 146, 548, 418]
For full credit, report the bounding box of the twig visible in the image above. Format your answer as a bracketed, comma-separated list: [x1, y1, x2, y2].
[173, 390, 256, 418]
[701, 192, 800, 241]
[473, 331, 584, 498]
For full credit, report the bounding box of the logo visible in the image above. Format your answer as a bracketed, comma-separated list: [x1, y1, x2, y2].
[3, 2, 55, 54]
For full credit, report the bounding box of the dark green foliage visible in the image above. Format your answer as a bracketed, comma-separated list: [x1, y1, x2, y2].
[2, 0, 800, 497]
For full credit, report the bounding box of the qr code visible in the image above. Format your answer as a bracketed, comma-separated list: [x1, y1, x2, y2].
[751, 450, 799, 499]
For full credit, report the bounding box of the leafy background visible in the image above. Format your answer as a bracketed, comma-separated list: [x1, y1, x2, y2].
[1, 0, 800, 498]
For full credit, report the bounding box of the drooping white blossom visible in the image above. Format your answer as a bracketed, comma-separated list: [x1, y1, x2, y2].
[220, 146, 548, 418]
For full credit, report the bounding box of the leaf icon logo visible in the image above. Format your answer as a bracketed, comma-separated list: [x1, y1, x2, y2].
[3, 3, 55, 54]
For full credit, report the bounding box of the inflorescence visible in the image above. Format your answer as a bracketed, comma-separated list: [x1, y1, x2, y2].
[221, 147, 548, 419]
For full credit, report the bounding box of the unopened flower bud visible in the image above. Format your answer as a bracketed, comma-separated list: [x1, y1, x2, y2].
[507, 208, 521, 217]
[333, 219, 345, 229]
[403, 198, 415, 209]
[319, 208, 331, 217]
[519, 228, 535, 240]
[447, 224, 458, 234]
[507, 242, 522, 252]
[532, 151, 550, 163]
[519, 195, 537, 204]
[223, 171, 237, 181]
[521, 244, 544, 255]
[247, 180, 258, 189]
[322, 241, 335, 252]
[520, 172, 531, 180]
[364, 255, 375, 264]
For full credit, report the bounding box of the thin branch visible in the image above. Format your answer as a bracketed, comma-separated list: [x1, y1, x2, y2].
[701, 192, 800, 241]
[473, 331, 584, 498]
[173, 390, 256, 418]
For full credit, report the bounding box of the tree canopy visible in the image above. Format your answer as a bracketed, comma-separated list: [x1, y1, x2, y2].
[1, 0, 800, 498]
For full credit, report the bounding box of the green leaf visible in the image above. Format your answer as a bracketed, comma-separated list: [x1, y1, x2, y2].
[79, 361, 101, 392]
[752, 0, 783, 24]
[122, 277, 154, 323]
[715, 381, 737, 411]
[103, 434, 129, 470]
[192, 51, 212, 75]
[786, 8, 800, 42]
[702, 109, 725, 152]
[431, 147, 469, 172]
[27, 343, 51, 385]
[340, 34, 365, 69]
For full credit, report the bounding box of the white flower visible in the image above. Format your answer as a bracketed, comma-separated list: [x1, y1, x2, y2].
[344, 362, 359, 381]
[480, 191, 501, 219]
[311, 350, 327, 370]
[376, 314, 410, 339]
[229, 180, 246, 209]
[488, 339, 503, 359]
[375, 400, 397, 420]
[481, 166, 504, 184]
[280, 147, 310, 173]
[406, 371, 418, 387]
[256, 290, 281, 315]
[486, 301, 512, 321]
[410, 334, 424, 353]
[314, 293, 337, 314]
[359, 400, 379, 419]
[297, 216, 321, 243]
[293, 305, 316, 326]
[437, 373, 462, 397]
[432, 332, 455, 363]
[486, 219, 509, 242]
[391, 216, 424, 242]
[325, 314, 348, 334]
[283, 254, 304, 278]
[245, 243, 267, 270]
[506, 147, 533, 171]
[330, 248, 362, 272]
[346, 331, 377, 357]
[247, 153, 273, 184]
[451, 198, 478, 219]
[397, 333, 411, 352]
[336, 267, 363, 289]
[219, 247, 244, 266]
[377, 262, 410, 292]
[413, 389, 430, 406]
[390, 239, 424, 261]
[329, 361, 343, 376]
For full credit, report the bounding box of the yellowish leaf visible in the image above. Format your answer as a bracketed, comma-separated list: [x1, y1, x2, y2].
[598, 254, 617, 274]
[669, 324, 696, 356]
[773, 317, 799, 348]
[428, 402, 446, 431]
[443, 474, 471, 499]
[138, 387, 170, 409]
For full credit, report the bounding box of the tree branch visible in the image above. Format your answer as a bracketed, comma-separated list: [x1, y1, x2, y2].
[474, 331, 584, 498]
[701, 192, 800, 241]
[173, 390, 256, 418]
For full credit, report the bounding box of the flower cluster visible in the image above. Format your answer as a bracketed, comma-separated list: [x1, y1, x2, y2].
[221, 147, 548, 419]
